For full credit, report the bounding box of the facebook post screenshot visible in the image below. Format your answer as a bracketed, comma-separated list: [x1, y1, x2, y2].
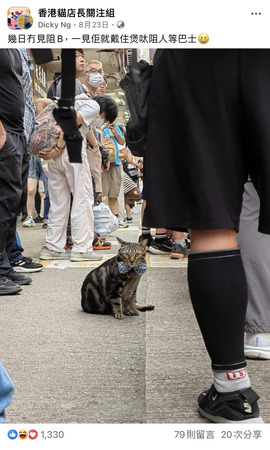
[0, 0, 270, 448]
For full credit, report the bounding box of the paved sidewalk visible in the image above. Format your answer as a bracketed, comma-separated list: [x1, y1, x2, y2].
[0, 209, 269, 424]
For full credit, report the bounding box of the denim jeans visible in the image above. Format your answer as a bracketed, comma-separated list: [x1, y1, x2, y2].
[0, 363, 14, 423]
[9, 231, 24, 263]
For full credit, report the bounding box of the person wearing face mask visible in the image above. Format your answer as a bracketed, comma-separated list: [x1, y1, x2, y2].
[84, 60, 105, 98]
[83, 61, 109, 215]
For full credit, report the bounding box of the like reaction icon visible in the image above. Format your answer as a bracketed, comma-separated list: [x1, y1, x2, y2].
[7, 429, 18, 440]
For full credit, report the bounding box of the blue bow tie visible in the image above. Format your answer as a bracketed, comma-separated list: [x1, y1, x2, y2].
[118, 261, 147, 275]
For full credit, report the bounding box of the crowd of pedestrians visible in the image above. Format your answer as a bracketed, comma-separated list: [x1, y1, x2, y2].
[1, 48, 270, 425]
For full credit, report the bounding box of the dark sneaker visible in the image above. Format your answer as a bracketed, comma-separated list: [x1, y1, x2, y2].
[10, 257, 43, 273]
[65, 235, 73, 249]
[124, 217, 134, 223]
[170, 243, 189, 259]
[7, 270, 32, 285]
[138, 233, 153, 251]
[92, 237, 112, 250]
[0, 276, 22, 295]
[34, 215, 44, 223]
[198, 384, 264, 423]
[149, 238, 174, 255]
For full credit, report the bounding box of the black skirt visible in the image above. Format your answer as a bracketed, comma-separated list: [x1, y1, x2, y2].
[143, 49, 270, 234]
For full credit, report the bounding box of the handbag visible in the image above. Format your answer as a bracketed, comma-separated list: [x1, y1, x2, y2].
[29, 103, 61, 156]
[93, 203, 119, 236]
[103, 131, 117, 163]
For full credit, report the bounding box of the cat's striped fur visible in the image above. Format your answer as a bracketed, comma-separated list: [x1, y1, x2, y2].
[81, 237, 154, 319]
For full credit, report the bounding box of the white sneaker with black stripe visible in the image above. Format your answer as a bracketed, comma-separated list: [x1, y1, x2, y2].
[23, 216, 36, 227]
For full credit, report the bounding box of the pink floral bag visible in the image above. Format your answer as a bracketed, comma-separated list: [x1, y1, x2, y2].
[29, 103, 61, 156]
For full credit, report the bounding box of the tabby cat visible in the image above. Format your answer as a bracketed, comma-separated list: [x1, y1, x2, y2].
[81, 237, 154, 319]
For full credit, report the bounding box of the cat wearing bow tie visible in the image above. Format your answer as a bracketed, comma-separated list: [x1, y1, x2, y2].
[81, 237, 154, 319]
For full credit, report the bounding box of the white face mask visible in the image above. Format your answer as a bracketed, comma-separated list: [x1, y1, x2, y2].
[91, 117, 104, 127]
[87, 73, 104, 88]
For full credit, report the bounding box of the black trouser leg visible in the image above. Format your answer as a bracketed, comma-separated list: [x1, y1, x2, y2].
[0, 132, 27, 275]
[188, 248, 247, 371]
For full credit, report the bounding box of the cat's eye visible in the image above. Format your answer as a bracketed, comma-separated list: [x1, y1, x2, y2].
[135, 253, 141, 257]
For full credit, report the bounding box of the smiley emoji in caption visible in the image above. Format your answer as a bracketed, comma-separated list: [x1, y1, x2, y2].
[18, 429, 28, 440]
[198, 33, 209, 44]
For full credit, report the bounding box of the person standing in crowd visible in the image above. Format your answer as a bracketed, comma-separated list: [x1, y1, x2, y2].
[143, 49, 269, 423]
[48, 50, 102, 250]
[238, 180, 270, 359]
[48, 49, 86, 99]
[96, 77, 107, 95]
[101, 120, 128, 227]
[38, 94, 118, 262]
[82, 59, 113, 250]
[22, 156, 46, 227]
[84, 59, 106, 199]
[9, 48, 43, 274]
[0, 49, 34, 294]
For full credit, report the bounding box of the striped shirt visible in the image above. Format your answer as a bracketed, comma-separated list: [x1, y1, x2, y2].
[123, 171, 138, 195]
[19, 49, 35, 144]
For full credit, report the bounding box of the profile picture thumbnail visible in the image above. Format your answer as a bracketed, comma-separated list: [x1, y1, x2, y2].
[7, 6, 33, 30]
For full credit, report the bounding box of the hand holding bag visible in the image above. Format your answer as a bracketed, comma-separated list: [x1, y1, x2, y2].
[103, 131, 117, 163]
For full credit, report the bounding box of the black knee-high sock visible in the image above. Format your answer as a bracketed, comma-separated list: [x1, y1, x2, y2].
[188, 248, 247, 371]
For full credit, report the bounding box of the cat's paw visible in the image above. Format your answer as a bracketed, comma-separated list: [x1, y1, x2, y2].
[124, 309, 140, 316]
[113, 311, 124, 320]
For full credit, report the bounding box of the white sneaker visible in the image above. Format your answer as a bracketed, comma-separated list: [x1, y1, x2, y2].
[70, 251, 103, 262]
[245, 333, 270, 359]
[23, 216, 36, 227]
[118, 219, 129, 228]
[131, 207, 140, 214]
[39, 247, 68, 260]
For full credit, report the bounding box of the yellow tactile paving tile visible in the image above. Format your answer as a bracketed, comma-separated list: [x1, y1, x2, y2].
[37, 253, 188, 269]
[37, 254, 115, 269]
[148, 254, 188, 268]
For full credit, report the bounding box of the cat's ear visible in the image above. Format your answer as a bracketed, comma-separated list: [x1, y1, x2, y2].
[139, 239, 148, 249]
[116, 237, 128, 246]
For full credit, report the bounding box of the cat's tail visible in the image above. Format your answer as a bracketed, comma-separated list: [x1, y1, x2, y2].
[136, 304, 155, 311]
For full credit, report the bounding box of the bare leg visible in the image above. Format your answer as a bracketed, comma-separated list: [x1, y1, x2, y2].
[108, 197, 118, 215]
[26, 178, 38, 217]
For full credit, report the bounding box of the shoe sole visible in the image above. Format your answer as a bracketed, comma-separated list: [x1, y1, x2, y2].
[93, 246, 112, 250]
[11, 280, 32, 285]
[149, 247, 172, 255]
[170, 253, 188, 259]
[70, 257, 102, 262]
[198, 407, 264, 423]
[245, 345, 270, 360]
[23, 223, 36, 227]
[11, 267, 43, 273]
[39, 255, 68, 260]
[0, 287, 22, 295]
